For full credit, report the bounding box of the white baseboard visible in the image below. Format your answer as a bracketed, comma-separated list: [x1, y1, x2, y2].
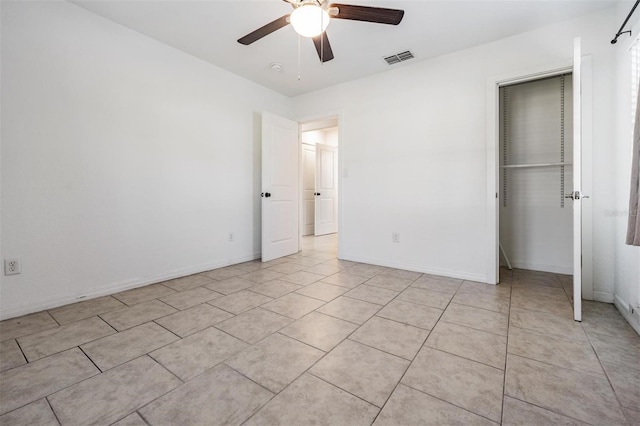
[509, 261, 573, 275]
[614, 294, 640, 336]
[339, 253, 487, 283]
[593, 291, 614, 303]
[0, 252, 261, 321]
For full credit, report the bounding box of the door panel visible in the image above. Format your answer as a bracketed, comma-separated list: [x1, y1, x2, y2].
[315, 143, 338, 236]
[262, 112, 299, 262]
[572, 37, 582, 321]
[302, 144, 316, 236]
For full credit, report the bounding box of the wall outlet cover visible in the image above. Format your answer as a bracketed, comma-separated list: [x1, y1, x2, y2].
[4, 259, 21, 275]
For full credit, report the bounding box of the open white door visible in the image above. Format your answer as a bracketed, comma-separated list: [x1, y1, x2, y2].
[262, 112, 299, 262]
[302, 144, 316, 236]
[570, 37, 585, 321]
[314, 143, 338, 236]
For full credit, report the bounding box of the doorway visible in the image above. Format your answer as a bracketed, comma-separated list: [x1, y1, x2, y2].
[498, 74, 577, 310]
[499, 74, 574, 276]
[300, 118, 339, 238]
[486, 41, 594, 322]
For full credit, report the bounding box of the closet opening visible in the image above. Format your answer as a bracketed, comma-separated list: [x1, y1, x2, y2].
[498, 73, 575, 296]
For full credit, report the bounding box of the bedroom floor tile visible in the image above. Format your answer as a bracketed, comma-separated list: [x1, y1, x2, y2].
[309, 339, 410, 407]
[505, 354, 626, 425]
[426, 321, 506, 369]
[0, 399, 59, 426]
[0, 235, 636, 426]
[246, 373, 378, 426]
[374, 384, 497, 426]
[376, 299, 442, 330]
[402, 347, 504, 422]
[225, 333, 324, 393]
[158, 286, 223, 310]
[154, 303, 233, 337]
[100, 299, 177, 331]
[48, 356, 181, 425]
[214, 307, 292, 344]
[0, 339, 26, 373]
[279, 311, 358, 351]
[48, 296, 125, 325]
[349, 316, 429, 360]
[316, 296, 381, 325]
[140, 364, 273, 426]
[149, 327, 247, 381]
[440, 303, 508, 336]
[0, 348, 98, 415]
[18, 316, 115, 361]
[81, 322, 179, 371]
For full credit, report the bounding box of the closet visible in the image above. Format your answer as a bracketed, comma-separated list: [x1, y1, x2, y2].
[499, 74, 574, 275]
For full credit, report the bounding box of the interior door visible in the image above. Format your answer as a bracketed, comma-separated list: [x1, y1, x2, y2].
[571, 37, 583, 321]
[314, 143, 338, 236]
[261, 112, 299, 262]
[302, 144, 316, 236]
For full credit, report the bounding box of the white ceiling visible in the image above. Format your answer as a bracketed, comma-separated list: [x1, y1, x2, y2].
[73, 0, 619, 97]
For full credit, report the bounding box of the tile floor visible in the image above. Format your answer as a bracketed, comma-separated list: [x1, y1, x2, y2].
[1, 234, 639, 425]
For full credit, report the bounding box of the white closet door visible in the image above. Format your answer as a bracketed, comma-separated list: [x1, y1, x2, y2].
[302, 144, 316, 236]
[571, 37, 583, 322]
[314, 143, 338, 236]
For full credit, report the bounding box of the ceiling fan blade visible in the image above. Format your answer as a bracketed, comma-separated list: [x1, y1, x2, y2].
[312, 32, 334, 63]
[329, 4, 404, 25]
[237, 14, 290, 45]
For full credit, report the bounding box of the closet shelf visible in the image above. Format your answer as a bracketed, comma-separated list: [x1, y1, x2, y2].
[500, 162, 573, 169]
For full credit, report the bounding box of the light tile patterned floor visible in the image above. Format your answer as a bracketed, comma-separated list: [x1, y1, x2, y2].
[1, 234, 639, 425]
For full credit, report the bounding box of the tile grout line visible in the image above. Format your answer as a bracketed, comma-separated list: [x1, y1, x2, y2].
[44, 396, 63, 426]
[369, 275, 467, 425]
[501, 271, 513, 425]
[580, 321, 631, 417]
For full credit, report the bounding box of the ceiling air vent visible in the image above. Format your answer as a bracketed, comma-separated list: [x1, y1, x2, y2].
[384, 50, 414, 65]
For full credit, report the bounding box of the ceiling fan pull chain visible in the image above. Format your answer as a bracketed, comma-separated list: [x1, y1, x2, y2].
[298, 34, 302, 81]
[321, 11, 324, 63]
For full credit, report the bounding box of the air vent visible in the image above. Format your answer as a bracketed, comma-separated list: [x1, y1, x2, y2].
[384, 50, 414, 65]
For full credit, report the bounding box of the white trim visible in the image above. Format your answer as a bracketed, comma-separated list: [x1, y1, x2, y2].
[341, 253, 486, 283]
[0, 252, 260, 320]
[614, 294, 640, 335]
[508, 261, 573, 275]
[593, 291, 614, 303]
[486, 57, 594, 300]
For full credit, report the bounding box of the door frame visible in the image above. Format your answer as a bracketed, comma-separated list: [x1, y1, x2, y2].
[485, 58, 593, 301]
[296, 111, 343, 257]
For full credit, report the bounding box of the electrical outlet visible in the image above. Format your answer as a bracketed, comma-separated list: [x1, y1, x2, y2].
[4, 259, 21, 276]
[392, 232, 400, 243]
[228, 233, 235, 242]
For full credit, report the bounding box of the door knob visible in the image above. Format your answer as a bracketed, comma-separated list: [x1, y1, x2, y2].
[565, 191, 590, 200]
[265, 192, 272, 198]
[315, 192, 321, 196]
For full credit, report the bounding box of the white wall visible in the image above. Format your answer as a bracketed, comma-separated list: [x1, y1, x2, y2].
[0, 1, 290, 319]
[292, 8, 618, 289]
[612, 3, 640, 333]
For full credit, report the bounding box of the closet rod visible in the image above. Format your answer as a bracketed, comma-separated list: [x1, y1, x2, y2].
[501, 162, 573, 169]
[611, 0, 639, 44]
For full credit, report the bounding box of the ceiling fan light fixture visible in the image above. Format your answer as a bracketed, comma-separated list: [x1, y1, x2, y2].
[290, 4, 330, 38]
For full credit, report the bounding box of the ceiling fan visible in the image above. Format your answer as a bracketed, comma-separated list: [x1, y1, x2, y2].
[237, 0, 405, 63]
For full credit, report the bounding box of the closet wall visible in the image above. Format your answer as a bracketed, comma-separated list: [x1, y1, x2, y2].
[499, 75, 574, 274]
